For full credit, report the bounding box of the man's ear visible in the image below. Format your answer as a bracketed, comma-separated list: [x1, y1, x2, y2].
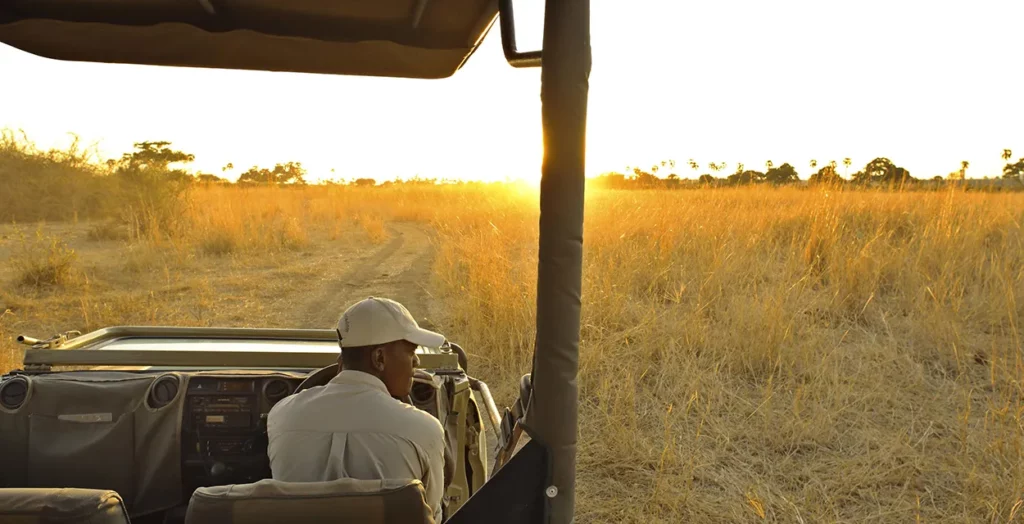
[371, 346, 386, 372]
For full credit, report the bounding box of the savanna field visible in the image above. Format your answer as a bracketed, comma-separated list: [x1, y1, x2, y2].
[2, 140, 1023, 522]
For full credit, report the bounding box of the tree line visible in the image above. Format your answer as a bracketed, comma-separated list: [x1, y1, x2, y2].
[593, 152, 1024, 190]
[81, 141, 1024, 190]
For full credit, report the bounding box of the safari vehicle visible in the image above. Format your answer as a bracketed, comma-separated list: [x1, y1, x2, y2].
[3, 327, 499, 521]
[0, 0, 589, 523]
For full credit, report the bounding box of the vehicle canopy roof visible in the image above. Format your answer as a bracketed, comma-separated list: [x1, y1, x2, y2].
[0, 0, 497, 78]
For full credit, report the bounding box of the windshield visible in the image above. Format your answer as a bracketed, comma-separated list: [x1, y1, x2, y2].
[94, 338, 442, 355]
[100, 338, 338, 353]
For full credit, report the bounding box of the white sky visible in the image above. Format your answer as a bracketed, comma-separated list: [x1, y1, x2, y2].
[1, 0, 1022, 182]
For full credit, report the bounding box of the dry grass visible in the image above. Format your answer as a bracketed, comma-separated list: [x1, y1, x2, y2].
[86, 220, 132, 241]
[1, 182, 1022, 523]
[429, 185, 1024, 523]
[9, 228, 79, 288]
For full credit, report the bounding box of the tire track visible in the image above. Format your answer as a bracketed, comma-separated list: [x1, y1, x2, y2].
[297, 222, 437, 329]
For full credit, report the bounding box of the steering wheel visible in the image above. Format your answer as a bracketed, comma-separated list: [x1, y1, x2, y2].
[294, 363, 339, 393]
[296, 343, 467, 395]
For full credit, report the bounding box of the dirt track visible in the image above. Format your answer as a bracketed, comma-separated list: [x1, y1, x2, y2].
[293, 221, 439, 330]
[0, 220, 441, 356]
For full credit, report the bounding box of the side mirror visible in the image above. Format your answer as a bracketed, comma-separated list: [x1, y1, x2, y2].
[499, 0, 542, 67]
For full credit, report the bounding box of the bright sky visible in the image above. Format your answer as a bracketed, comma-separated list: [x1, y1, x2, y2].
[1, 0, 1022, 183]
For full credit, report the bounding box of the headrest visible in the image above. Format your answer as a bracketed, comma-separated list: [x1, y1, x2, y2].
[185, 478, 434, 524]
[0, 488, 130, 524]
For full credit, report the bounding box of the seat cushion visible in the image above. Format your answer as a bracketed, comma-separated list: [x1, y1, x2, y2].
[185, 478, 433, 524]
[0, 488, 130, 524]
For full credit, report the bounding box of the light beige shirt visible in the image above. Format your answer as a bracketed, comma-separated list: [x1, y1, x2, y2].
[267, 370, 445, 522]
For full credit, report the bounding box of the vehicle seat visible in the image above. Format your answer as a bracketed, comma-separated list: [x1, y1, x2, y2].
[184, 478, 433, 524]
[0, 488, 130, 524]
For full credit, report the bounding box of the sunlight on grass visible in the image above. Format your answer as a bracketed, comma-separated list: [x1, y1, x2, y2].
[429, 185, 1024, 522]
[1, 180, 1022, 523]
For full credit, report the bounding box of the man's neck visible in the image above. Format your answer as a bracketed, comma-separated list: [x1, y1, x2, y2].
[339, 365, 382, 381]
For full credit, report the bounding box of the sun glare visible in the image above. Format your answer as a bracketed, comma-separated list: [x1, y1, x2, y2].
[2, 1, 1023, 182]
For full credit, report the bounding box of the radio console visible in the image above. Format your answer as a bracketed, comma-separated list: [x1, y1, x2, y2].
[181, 376, 296, 495]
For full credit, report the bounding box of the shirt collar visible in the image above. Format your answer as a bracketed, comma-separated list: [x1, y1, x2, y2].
[328, 369, 390, 396]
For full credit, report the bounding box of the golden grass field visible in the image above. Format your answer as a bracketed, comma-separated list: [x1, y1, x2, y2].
[1, 182, 1023, 523]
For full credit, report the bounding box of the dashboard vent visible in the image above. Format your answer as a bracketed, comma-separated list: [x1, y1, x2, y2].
[263, 379, 293, 406]
[0, 377, 29, 411]
[148, 375, 180, 409]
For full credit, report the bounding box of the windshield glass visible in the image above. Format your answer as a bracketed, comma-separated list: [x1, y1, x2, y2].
[99, 338, 338, 353]
[95, 338, 441, 355]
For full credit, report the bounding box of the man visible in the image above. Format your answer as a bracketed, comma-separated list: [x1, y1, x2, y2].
[267, 297, 447, 522]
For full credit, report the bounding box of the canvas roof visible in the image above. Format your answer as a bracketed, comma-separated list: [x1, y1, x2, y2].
[0, 0, 498, 78]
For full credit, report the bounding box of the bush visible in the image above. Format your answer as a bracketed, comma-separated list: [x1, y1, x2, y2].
[115, 169, 192, 240]
[199, 230, 237, 256]
[0, 130, 116, 222]
[87, 220, 131, 241]
[11, 229, 78, 288]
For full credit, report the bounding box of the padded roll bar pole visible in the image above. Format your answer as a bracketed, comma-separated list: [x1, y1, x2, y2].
[524, 0, 590, 521]
[468, 377, 502, 434]
[498, 0, 542, 67]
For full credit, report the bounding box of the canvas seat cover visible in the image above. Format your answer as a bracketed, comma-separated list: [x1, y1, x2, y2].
[0, 488, 130, 524]
[184, 478, 434, 524]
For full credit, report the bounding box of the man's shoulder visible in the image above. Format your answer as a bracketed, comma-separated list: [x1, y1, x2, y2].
[354, 397, 443, 454]
[383, 399, 444, 445]
[396, 401, 444, 432]
[267, 385, 322, 420]
[269, 384, 442, 444]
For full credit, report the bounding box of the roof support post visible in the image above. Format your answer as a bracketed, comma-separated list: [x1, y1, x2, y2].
[525, 0, 590, 522]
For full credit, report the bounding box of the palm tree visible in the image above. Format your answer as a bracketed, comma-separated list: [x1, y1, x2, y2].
[843, 157, 852, 177]
[736, 162, 745, 173]
[810, 159, 818, 172]
[960, 160, 969, 179]
[765, 160, 774, 172]
[1003, 149, 1013, 163]
[689, 159, 700, 176]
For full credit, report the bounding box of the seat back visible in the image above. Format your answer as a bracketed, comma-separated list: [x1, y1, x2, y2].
[184, 478, 434, 524]
[0, 488, 130, 524]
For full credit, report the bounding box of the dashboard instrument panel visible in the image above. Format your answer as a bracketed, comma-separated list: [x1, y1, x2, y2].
[181, 376, 299, 494]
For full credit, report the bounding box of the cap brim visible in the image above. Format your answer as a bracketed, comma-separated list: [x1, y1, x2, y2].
[405, 327, 445, 348]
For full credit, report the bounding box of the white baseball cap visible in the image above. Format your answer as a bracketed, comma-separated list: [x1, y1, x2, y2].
[336, 297, 445, 349]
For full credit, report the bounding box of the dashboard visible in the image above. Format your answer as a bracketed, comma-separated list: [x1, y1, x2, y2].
[179, 376, 300, 495]
[0, 331, 482, 522]
[0, 370, 305, 519]
[0, 364, 478, 523]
